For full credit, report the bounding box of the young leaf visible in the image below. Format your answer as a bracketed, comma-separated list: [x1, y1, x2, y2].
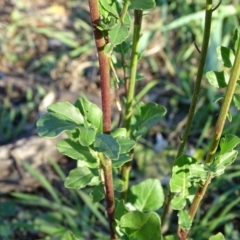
[94, 133, 120, 160]
[129, 179, 164, 212]
[209, 233, 225, 240]
[99, 0, 119, 18]
[219, 135, 240, 154]
[90, 185, 105, 203]
[170, 155, 197, 210]
[120, 211, 162, 240]
[177, 210, 192, 230]
[116, 137, 136, 154]
[189, 163, 209, 182]
[207, 135, 240, 176]
[109, 14, 130, 46]
[206, 71, 229, 88]
[171, 195, 186, 210]
[114, 178, 124, 192]
[216, 46, 235, 68]
[233, 95, 240, 110]
[209, 151, 238, 176]
[129, 0, 156, 10]
[111, 128, 127, 138]
[64, 167, 100, 189]
[112, 154, 132, 168]
[115, 199, 129, 221]
[134, 102, 166, 137]
[74, 98, 102, 131]
[78, 126, 97, 146]
[233, 27, 240, 53]
[56, 139, 98, 168]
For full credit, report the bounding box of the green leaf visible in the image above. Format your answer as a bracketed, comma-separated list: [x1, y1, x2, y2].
[48, 102, 84, 124]
[129, 0, 156, 10]
[233, 95, 240, 110]
[177, 210, 192, 230]
[233, 27, 240, 53]
[227, 110, 232, 122]
[37, 114, 79, 138]
[74, 97, 102, 131]
[171, 195, 186, 210]
[37, 102, 84, 138]
[78, 126, 97, 146]
[61, 231, 80, 240]
[216, 46, 235, 68]
[170, 155, 197, 210]
[112, 154, 132, 168]
[90, 185, 105, 202]
[56, 139, 98, 168]
[109, 16, 130, 46]
[189, 163, 208, 182]
[209, 232, 225, 240]
[134, 102, 166, 137]
[120, 211, 162, 240]
[64, 167, 100, 189]
[117, 137, 136, 154]
[114, 178, 124, 192]
[207, 135, 240, 176]
[163, 235, 178, 240]
[206, 71, 229, 88]
[115, 200, 128, 221]
[99, 0, 119, 18]
[94, 133, 120, 160]
[209, 151, 238, 176]
[219, 135, 240, 154]
[129, 179, 164, 212]
[111, 128, 127, 138]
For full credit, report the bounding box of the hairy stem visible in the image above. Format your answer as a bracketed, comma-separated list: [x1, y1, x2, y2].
[121, 10, 143, 200]
[179, 30, 240, 240]
[89, 0, 111, 133]
[161, 0, 213, 224]
[88, 1, 117, 239]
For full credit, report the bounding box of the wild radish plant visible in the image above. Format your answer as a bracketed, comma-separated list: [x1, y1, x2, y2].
[37, 1, 240, 239]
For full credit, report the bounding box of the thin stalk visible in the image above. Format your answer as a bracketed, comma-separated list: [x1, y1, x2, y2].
[88, 1, 117, 239]
[121, 10, 143, 200]
[178, 33, 240, 240]
[161, 0, 213, 224]
[205, 43, 240, 164]
[120, 0, 130, 23]
[125, 9, 143, 137]
[120, 43, 129, 92]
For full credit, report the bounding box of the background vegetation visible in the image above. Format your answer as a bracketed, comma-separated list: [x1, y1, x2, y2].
[0, 0, 239, 239]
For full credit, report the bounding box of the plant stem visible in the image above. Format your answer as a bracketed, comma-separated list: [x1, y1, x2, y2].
[125, 9, 143, 137]
[121, 10, 143, 200]
[161, 0, 213, 224]
[120, 0, 129, 23]
[88, 1, 117, 239]
[178, 173, 212, 240]
[178, 30, 240, 240]
[88, 0, 111, 133]
[205, 41, 240, 164]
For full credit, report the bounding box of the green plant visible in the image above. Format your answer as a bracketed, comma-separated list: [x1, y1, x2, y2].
[36, 1, 240, 240]
[0, 85, 45, 143]
[2, 160, 108, 240]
